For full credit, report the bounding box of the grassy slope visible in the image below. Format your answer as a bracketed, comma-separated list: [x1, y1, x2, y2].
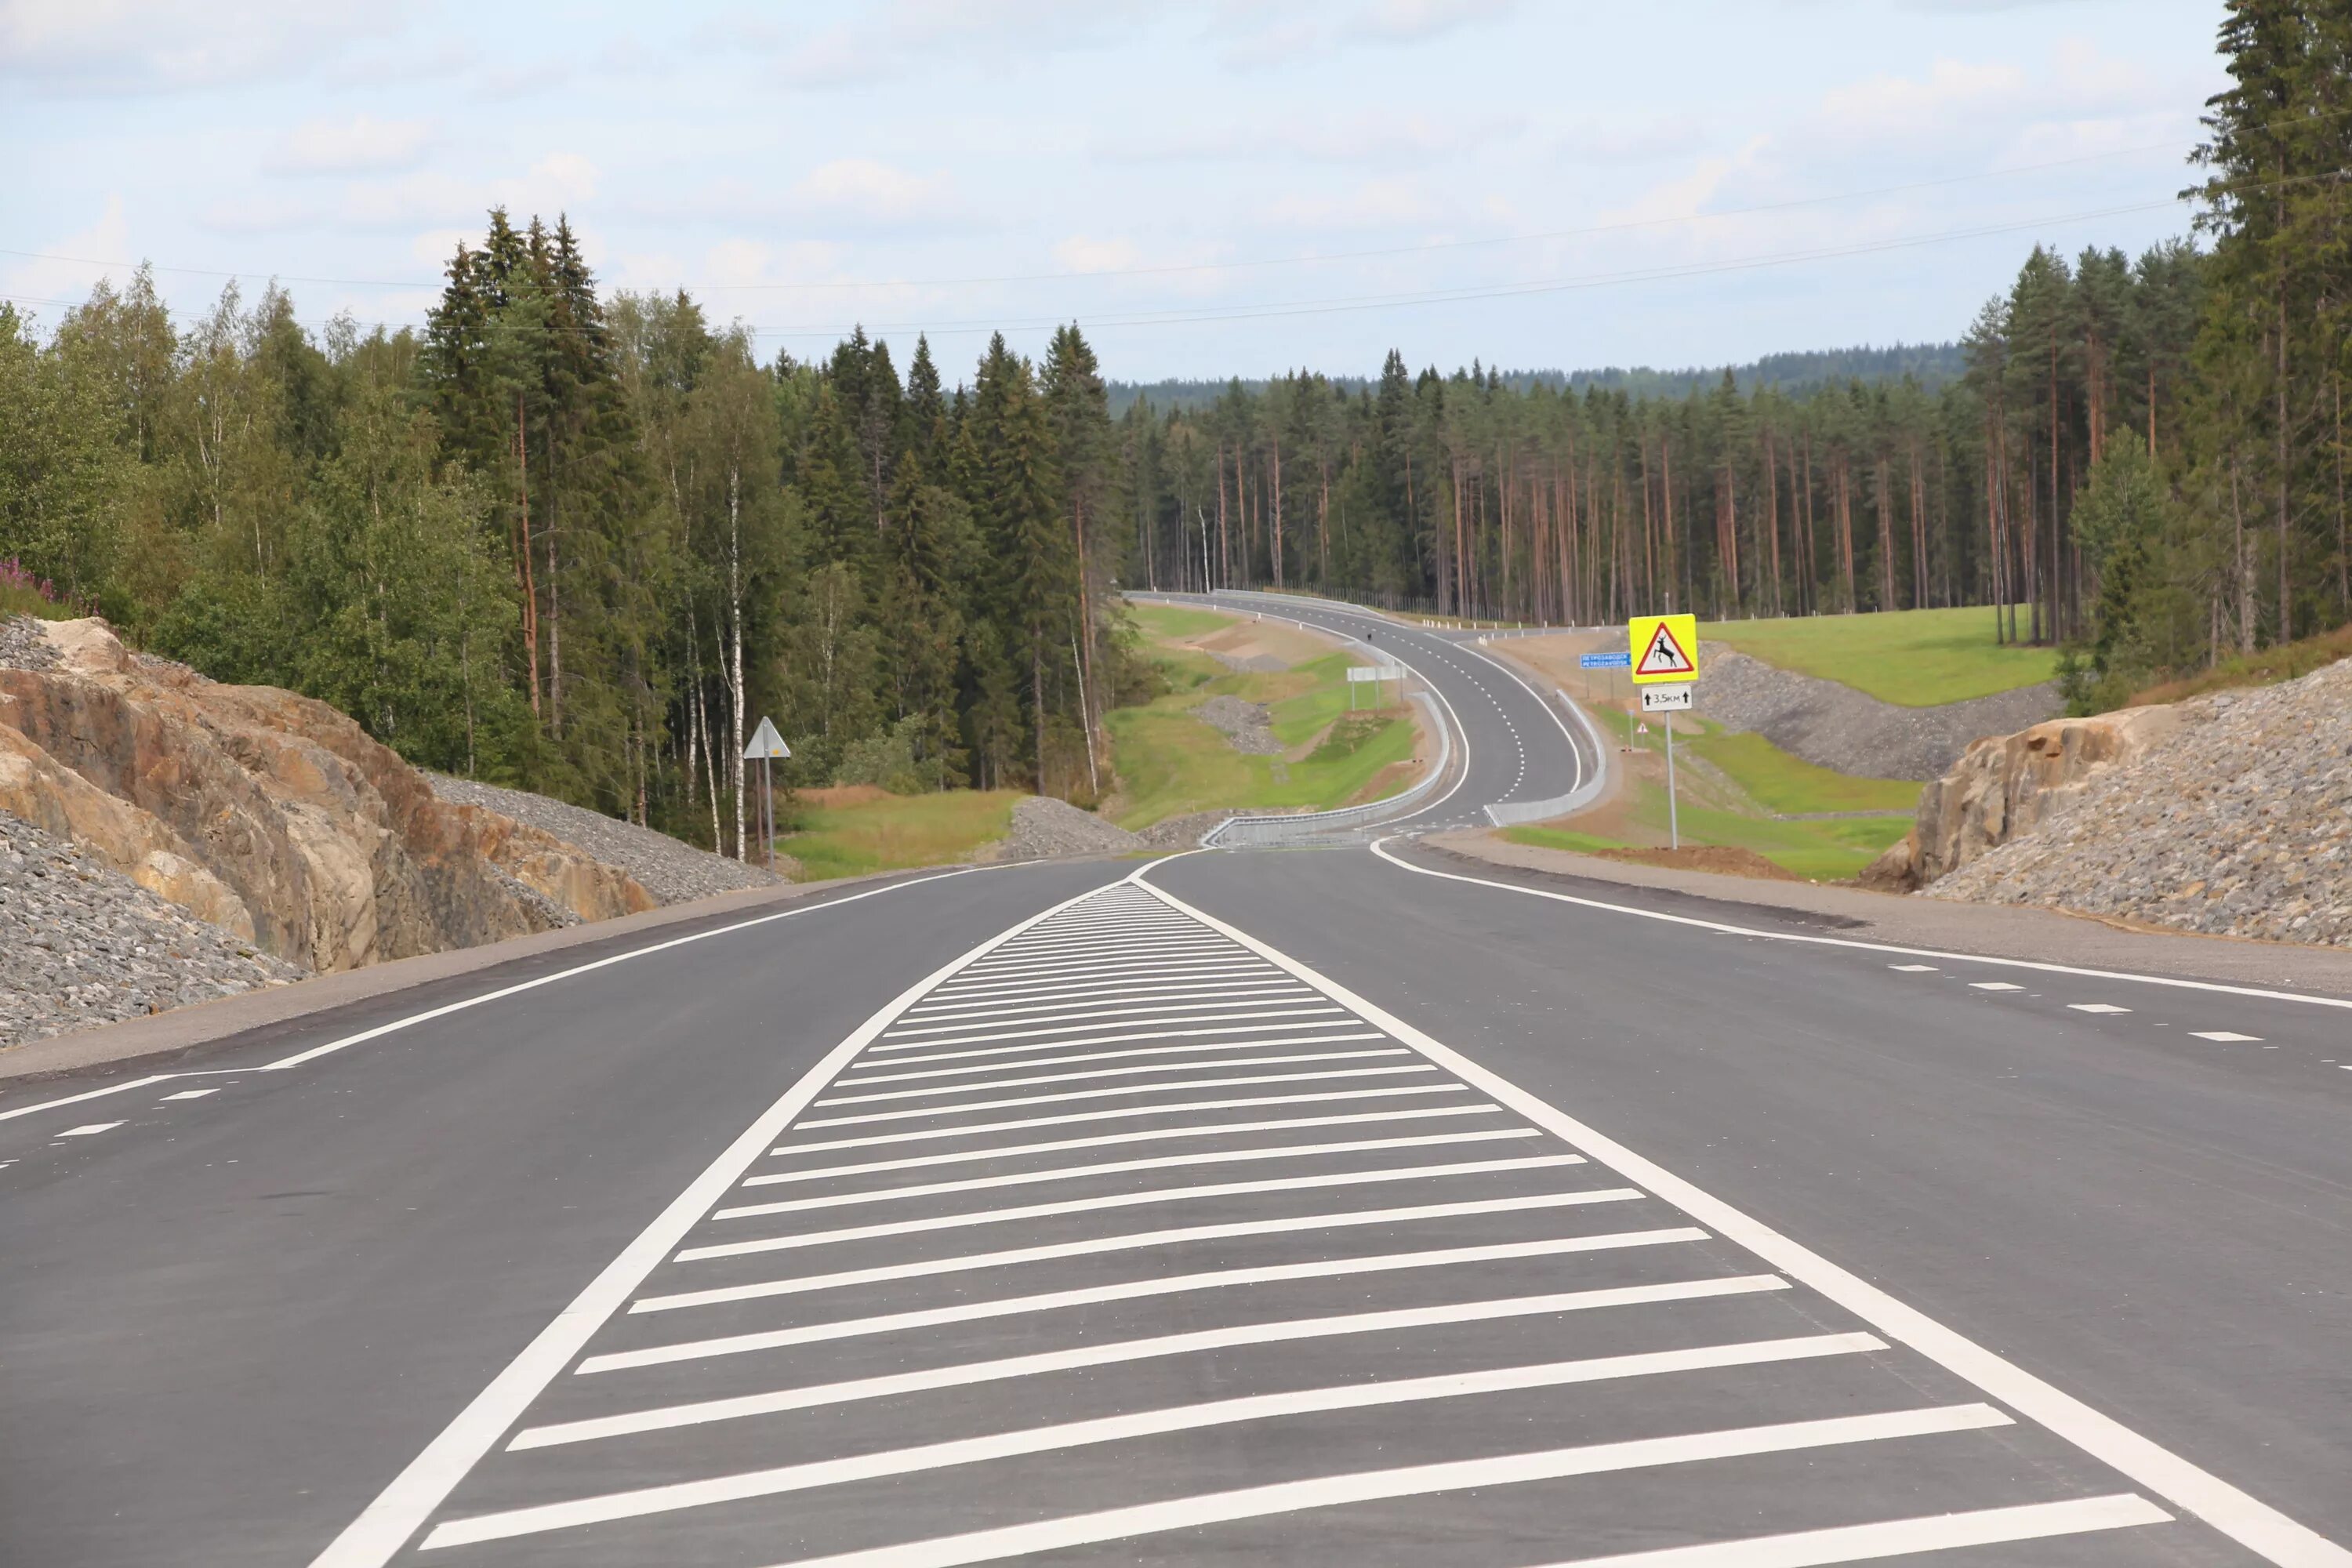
[782, 790, 1023, 881]
[1708, 605, 2056, 706]
[2126, 622, 2352, 706]
[1109, 609, 1416, 830]
[1684, 728, 1919, 815]
[1505, 797, 1907, 884]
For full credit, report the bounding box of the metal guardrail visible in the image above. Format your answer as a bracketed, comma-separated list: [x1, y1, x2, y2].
[1483, 686, 1613, 827]
[1202, 688, 1457, 847]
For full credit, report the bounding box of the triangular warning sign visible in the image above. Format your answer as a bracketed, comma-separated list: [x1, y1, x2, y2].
[1635, 621, 1695, 677]
[743, 716, 791, 760]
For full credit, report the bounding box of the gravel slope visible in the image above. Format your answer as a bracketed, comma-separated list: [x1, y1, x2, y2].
[1, 811, 303, 1048]
[1697, 650, 2060, 780]
[426, 774, 779, 905]
[1927, 658, 2352, 946]
[989, 796, 1145, 861]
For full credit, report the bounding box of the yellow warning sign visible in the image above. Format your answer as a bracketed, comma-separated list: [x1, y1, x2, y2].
[1628, 613, 1698, 684]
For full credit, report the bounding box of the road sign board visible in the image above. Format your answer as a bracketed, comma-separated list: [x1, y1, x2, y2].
[1347, 665, 1410, 683]
[1578, 651, 1632, 670]
[1639, 682, 1693, 712]
[1628, 613, 1698, 684]
[743, 716, 791, 760]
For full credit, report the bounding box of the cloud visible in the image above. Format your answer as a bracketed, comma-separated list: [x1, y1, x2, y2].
[1105, 109, 1523, 165]
[200, 154, 604, 238]
[1254, 178, 1448, 233]
[1, 194, 132, 315]
[1214, 0, 1516, 68]
[265, 114, 436, 176]
[1054, 235, 1144, 274]
[0, 0, 398, 92]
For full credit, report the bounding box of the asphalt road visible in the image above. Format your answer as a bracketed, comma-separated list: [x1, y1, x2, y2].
[5, 604, 2349, 1567]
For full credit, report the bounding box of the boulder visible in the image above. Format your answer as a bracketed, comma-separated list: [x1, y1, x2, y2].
[0, 617, 654, 971]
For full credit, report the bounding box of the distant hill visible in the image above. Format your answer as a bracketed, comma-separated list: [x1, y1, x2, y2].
[1106, 342, 1967, 416]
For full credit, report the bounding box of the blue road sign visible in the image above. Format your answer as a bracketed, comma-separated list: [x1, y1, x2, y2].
[1579, 651, 1632, 670]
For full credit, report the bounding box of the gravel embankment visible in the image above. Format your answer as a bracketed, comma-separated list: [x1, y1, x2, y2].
[426, 773, 780, 906]
[1697, 651, 2060, 781]
[1135, 811, 1236, 848]
[0, 614, 60, 671]
[1, 811, 305, 1048]
[1927, 659, 2352, 946]
[1194, 695, 1283, 754]
[992, 797, 1146, 862]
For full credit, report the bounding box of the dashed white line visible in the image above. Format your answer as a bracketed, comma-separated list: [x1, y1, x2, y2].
[159, 1088, 220, 1101]
[2193, 1031, 2263, 1043]
[2069, 1004, 2132, 1014]
[1968, 982, 2024, 992]
[56, 1121, 125, 1138]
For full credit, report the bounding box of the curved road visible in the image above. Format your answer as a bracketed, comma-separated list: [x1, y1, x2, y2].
[4, 599, 2350, 1568]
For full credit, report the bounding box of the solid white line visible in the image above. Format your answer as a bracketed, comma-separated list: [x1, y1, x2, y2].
[884, 993, 1324, 1036]
[264, 868, 982, 1074]
[582, 1233, 1729, 1373]
[522, 1283, 1806, 1450]
[299, 870, 1122, 1568]
[896, 984, 1313, 1025]
[1149, 870, 2352, 1567]
[774, 1083, 1475, 1153]
[677, 1153, 1588, 1260]
[56, 1121, 125, 1138]
[869, 1004, 1348, 1049]
[1367, 836, 2352, 1013]
[725, 1406, 2016, 1568]
[809, 1048, 1412, 1108]
[1526, 1494, 2171, 1566]
[848, 1030, 1379, 1080]
[0, 1073, 178, 1124]
[748, 1104, 1509, 1185]
[724, 1128, 1542, 1216]
[430, 1337, 1893, 1547]
[630, 1189, 1647, 1313]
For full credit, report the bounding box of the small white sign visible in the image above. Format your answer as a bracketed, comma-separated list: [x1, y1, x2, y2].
[1639, 683, 1693, 713]
[743, 716, 791, 760]
[1347, 665, 1409, 683]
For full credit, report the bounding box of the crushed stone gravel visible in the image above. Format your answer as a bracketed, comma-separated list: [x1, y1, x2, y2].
[0, 614, 61, 672]
[426, 773, 781, 906]
[1926, 658, 2352, 946]
[1697, 650, 2060, 781]
[991, 796, 1146, 862]
[1193, 695, 1284, 755]
[0, 810, 305, 1050]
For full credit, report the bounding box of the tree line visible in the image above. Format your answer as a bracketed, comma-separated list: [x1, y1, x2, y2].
[2, 3, 2343, 839]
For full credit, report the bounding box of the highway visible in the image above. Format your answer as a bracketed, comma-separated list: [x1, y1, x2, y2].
[3, 599, 2349, 1568]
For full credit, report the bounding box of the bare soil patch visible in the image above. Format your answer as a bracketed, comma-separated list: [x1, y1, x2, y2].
[1584, 844, 1800, 880]
[796, 784, 892, 808]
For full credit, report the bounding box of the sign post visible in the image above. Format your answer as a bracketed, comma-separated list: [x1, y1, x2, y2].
[742, 716, 791, 870]
[1627, 614, 1699, 850]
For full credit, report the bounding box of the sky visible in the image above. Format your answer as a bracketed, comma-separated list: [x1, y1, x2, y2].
[2, 0, 2234, 383]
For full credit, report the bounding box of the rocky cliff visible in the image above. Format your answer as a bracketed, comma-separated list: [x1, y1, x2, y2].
[0, 616, 654, 972]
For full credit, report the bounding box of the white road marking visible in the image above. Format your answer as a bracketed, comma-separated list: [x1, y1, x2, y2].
[2194, 1032, 2263, 1043]
[429, 1338, 1893, 1548]
[1525, 1494, 2170, 1566]
[896, 985, 1313, 1025]
[1160, 867, 2352, 1567]
[884, 993, 1323, 1036]
[747, 1104, 1510, 1185]
[720, 1128, 1545, 1216]
[56, 1121, 125, 1138]
[775, 1083, 1476, 1154]
[520, 1283, 1806, 1450]
[956, 945, 1243, 977]
[299, 871, 1120, 1568]
[913, 968, 1284, 1006]
[677, 1153, 1591, 1261]
[267, 867, 982, 1076]
[1368, 835, 2352, 1014]
[868, 1004, 1351, 1050]
[795, 1063, 1436, 1127]
[579, 1233, 1728, 1374]
[2069, 1004, 2133, 1014]
[813, 1045, 1408, 1106]
[903, 978, 1309, 1015]
[1969, 982, 2024, 992]
[630, 1189, 1647, 1314]
[848, 1034, 1385, 1082]
[1887, 964, 1937, 973]
[723, 1406, 2016, 1568]
[929, 960, 1276, 995]
[158, 1087, 220, 1100]
[0, 1074, 177, 1125]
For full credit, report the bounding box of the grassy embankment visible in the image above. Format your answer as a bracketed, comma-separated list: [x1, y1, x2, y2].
[2125, 622, 2352, 706]
[778, 786, 1025, 882]
[1706, 604, 2056, 706]
[1106, 603, 1420, 830]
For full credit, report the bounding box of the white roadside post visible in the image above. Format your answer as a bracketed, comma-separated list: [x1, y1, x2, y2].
[1628, 615, 1699, 851]
[743, 717, 791, 872]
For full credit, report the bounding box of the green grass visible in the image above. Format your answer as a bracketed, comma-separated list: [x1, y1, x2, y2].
[1108, 650, 1419, 829]
[1128, 603, 1237, 640]
[1708, 605, 2055, 706]
[1682, 728, 1920, 815]
[1504, 781, 1910, 882]
[0, 582, 79, 622]
[781, 790, 1023, 881]
[2126, 622, 2352, 706]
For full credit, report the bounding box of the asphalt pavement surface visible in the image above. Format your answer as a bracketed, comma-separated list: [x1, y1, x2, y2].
[4, 599, 2348, 1568]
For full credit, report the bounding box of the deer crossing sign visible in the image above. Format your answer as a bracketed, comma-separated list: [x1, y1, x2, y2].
[1627, 613, 1699, 684]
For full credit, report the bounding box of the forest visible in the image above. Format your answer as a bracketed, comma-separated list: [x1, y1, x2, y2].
[2, 4, 2347, 848]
